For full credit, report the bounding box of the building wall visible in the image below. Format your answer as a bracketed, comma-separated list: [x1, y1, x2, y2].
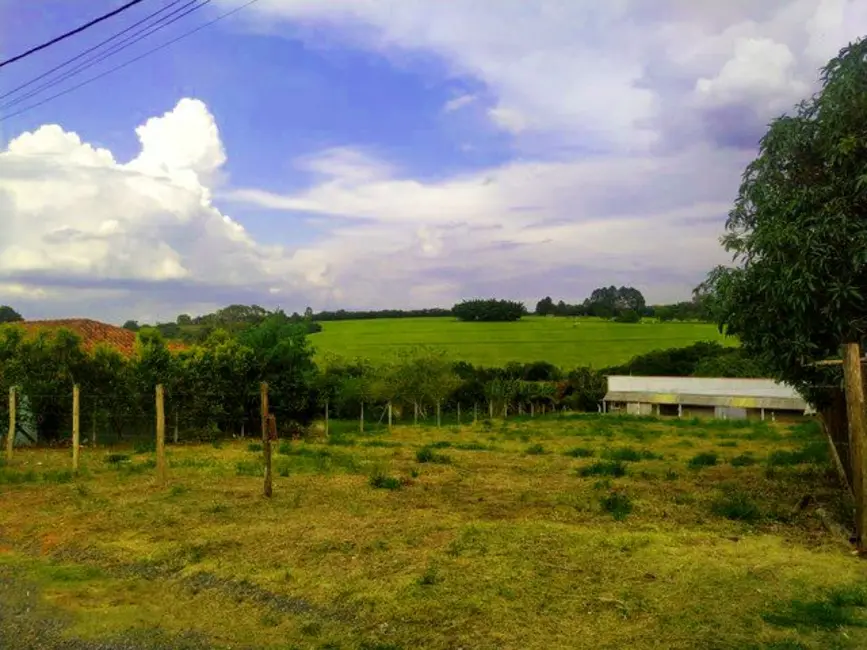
[607, 376, 804, 401]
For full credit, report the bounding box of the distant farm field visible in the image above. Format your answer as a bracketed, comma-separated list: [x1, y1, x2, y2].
[311, 316, 735, 367]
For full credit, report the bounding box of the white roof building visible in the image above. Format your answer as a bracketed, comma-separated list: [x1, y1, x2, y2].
[603, 375, 814, 417]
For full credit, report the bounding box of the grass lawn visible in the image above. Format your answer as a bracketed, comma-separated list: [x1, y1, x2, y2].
[0, 415, 863, 649]
[310, 316, 734, 368]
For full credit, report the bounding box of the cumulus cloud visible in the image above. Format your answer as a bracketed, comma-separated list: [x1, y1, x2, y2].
[0, 98, 326, 321]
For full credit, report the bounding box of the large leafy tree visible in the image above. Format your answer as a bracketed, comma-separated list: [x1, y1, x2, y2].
[0, 306, 23, 324]
[702, 37, 867, 485]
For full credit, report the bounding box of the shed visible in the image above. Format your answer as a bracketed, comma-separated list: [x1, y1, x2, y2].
[602, 375, 814, 421]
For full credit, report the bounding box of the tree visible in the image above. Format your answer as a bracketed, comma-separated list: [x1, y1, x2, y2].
[0, 306, 22, 324]
[122, 320, 140, 332]
[583, 286, 646, 318]
[453, 299, 526, 322]
[701, 38, 867, 521]
[177, 314, 192, 326]
[535, 296, 555, 316]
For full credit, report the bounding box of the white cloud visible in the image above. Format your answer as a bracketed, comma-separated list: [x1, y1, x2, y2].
[0, 98, 328, 320]
[443, 93, 477, 112]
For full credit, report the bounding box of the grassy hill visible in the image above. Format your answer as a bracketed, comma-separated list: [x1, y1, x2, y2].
[311, 316, 734, 368]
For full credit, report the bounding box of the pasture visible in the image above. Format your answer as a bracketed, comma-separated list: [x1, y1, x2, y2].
[0, 414, 863, 650]
[311, 316, 733, 367]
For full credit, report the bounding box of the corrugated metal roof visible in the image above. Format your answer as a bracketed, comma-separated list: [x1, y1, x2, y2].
[603, 375, 812, 412]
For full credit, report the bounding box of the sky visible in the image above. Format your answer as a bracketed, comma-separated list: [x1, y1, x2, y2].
[0, 0, 866, 324]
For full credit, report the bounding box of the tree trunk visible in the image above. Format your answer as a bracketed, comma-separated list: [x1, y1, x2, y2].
[844, 343, 867, 550]
[414, 401, 419, 426]
[820, 389, 853, 491]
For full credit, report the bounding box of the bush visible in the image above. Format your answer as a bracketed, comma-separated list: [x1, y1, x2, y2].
[247, 442, 263, 453]
[711, 491, 762, 522]
[613, 309, 641, 324]
[416, 447, 452, 464]
[579, 461, 627, 477]
[688, 452, 719, 468]
[369, 469, 401, 490]
[600, 492, 633, 520]
[525, 443, 546, 455]
[564, 447, 594, 458]
[730, 453, 757, 467]
[602, 447, 660, 462]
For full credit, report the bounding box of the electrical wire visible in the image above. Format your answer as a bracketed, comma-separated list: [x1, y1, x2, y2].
[0, 0, 150, 69]
[1, 0, 212, 111]
[0, 0, 262, 123]
[0, 0, 191, 103]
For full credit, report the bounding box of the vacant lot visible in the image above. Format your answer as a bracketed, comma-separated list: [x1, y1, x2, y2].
[0, 415, 863, 650]
[311, 316, 733, 367]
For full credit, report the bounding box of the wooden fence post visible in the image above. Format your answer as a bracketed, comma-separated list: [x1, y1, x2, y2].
[155, 384, 166, 486]
[388, 401, 393, 431]
[473, 402, 478, 424]
[261, 382, 272, 498]
[843, 343, 867, 551]
[457, 402, 461, 425]
[72, 385, 80, 473]
[6, 387, 16, 462]
[414, 401, 419, 426]
[437, 400, 441, 428]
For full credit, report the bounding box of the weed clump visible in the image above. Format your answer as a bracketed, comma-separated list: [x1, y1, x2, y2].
[579, 460, 627, 478]
[563, 447, 594, 458]
[600, 491, 633, 520]
[416, 447, 452, 464]
[105, 453, 130, 464]
[369, 468, 401, 490]
[767, 441, 828, 467]
[602, 446, 661, 462]
[525, 443, 546, 455]
[133, 440, 155, 454]
[730, 453, 757, 467]
[236, 460, 262, 477]
[711, 490, 762, 522]
[247, 442, 263, 453]
[688, 452, 719, 468]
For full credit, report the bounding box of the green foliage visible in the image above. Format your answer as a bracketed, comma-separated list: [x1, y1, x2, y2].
[563, 446, 594, 458]
[767, 442, 828, 467]
[369, 468, 402, 490]
[600, 491, 633, 520]
[602, 447, 661, 462]
[731, 453, 757, 467]
[452, 299, 526, 322]
[247, 442, 264, 453]
[0, 305, 22, 323]
[579, 461, 628, 477]
[415, 447, 452, 464]
[584, 286, 645, 318]
[701, 38, 867, 469]
[524, 443, 546, 455]
[613, 309, 641, 324]
[688, 452, 719, 468]
[712, 491, 762, 522]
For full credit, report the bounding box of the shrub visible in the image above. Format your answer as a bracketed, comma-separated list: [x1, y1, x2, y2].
[369, 469, 401, 490]
[711, 491, 762, 522]
[416, 447, 452, 464]
[730, 453, 757, 467]
[688, 452, 719, 468]
[133, 440, 156, 454]
[564, 447, 594, 458]
[247, 442, 263, 453]
[525, 443, 546, 455]
[603, 446, 661, 462]
[579, 461, 627, 478]
[600, 492, 633, 520]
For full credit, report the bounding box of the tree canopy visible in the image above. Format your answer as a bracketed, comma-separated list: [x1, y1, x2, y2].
[0, 306, 23, 324]
[452, 299, 526, 322]
[703, 37, 867, 411]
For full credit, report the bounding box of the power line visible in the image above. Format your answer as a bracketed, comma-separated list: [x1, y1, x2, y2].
[1, 0, 211, 111]
[0, 0, 192, 103]
[0, 0, 150, 70]
[0, 0, 262, 123]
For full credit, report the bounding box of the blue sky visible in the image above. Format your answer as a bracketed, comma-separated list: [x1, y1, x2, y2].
[0, 0, 866, 323]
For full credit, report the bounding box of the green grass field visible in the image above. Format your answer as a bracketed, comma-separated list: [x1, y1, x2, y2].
[0, 415, 862, 649]
[311, 316, 734, 367]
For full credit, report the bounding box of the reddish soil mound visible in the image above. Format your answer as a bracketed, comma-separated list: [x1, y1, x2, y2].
[16, 319, 187, 357]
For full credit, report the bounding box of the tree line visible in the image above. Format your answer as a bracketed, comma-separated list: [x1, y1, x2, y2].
[0, 305, 760, 445]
